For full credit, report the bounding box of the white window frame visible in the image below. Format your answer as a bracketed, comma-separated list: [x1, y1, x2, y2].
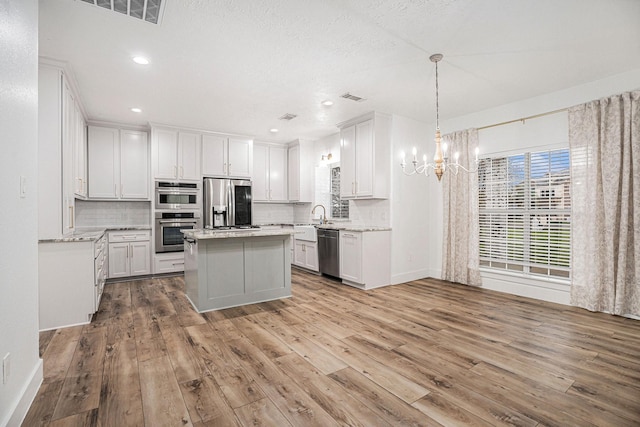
[478, 148, 571, 283]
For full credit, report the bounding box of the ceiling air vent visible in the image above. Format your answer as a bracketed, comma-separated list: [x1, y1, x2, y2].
[340, 92, 366, 102]
[79, 0, 166, 25]
[279, 113, 298, 121]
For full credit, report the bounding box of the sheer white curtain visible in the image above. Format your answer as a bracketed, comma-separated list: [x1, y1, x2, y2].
[569, 90, 640, 316]
[441, 129, 481, 286]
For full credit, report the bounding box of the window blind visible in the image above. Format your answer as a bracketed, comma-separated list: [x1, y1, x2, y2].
[478, 149, 571, 279]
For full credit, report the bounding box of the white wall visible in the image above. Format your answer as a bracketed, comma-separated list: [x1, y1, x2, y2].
[390, 115, 433, 284]
[0, 0, 42, 425]
[427, 68, 640, 303]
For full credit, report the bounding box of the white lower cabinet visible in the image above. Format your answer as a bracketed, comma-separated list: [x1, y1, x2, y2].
[339, 230, 391, 289]
[108, 230, 151, 279]
[38, 234, 107, 331]
[293, 240, 319, 272]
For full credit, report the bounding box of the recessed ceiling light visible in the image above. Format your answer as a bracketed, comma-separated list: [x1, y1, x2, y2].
[321, 100, 334, 106]
[270, 128, 279, 133]
[131, 107, 142, 113]
[132, 56, 149, 65]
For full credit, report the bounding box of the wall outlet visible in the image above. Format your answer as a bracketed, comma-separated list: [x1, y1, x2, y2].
[2, 353, 10, 384]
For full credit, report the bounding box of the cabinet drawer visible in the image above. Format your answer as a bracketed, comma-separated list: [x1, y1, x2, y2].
[154, 254, 185, 274]
[108, 230, 150, 243]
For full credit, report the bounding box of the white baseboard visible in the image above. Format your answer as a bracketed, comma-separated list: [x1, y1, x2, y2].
[5, 359, 43, 427]
[391, 268, 431, 285]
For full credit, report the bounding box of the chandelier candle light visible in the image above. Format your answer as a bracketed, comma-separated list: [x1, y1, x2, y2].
[401, 53, 479, 181]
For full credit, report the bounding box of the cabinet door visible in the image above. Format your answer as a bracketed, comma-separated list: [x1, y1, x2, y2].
[202, 134, 227, 176]
[288, 144, 300, 201]
[340, 231, 362, 283]
[88, 126, 119, 199]
[293, 240, 305, 267]
[340, 125, 356, 198]
[228, 137, 252, 178]
[154, 129, 179, 179]
[178, 132, 201, 180]
[252, 144, 269, 201]
[108, 243, 130, 278]
[130, 241, 151, 276]
[120, 130, 149, 199]
[62, 79, 76, 233]
[355, 119, 374, 197]
[73, 103, 87, 198]
[269, 145, 288, 202]
[304, 242, 318, 272]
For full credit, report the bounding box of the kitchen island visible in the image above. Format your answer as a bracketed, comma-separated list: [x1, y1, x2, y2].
[182, 228, 296, 312]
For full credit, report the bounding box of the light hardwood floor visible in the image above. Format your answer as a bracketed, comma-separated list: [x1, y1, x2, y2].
[25, 269, 640, 426]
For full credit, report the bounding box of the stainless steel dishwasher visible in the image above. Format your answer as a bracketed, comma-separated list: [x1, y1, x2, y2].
[317, 228, 340, 278]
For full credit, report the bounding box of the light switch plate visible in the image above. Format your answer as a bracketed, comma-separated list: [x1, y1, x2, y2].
[20, 176, 27, 198]
[2, 353, 10, 384]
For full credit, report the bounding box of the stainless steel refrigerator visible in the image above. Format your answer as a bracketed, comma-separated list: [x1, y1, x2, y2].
[202, 178, 253, 229]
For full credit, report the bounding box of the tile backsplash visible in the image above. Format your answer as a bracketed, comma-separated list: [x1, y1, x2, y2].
[348, 199, 390, 227]
[253, 203, 294, 224]
[75, 200, 151, 228]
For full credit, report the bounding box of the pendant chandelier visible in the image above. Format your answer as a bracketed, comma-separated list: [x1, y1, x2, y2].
[401, 53, 478, 181]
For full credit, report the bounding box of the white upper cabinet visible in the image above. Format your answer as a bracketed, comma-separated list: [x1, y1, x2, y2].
[228, 137, 252, 178]
[202, 134, 252, 178]
[120, 130, 149, 199]
[178, 132, 201, 181]
[88, 126, 119, 198]
[39, 64, 84, 239]
[253, 143, 287, 202]
[152, 128, 201, 181]
[61, 78, 76, 234]
[201, 134, 226, 176]
[88, 126, 149, 200]
[154, 128, 179, 179]
[287, 139, 314, 203]
[73, 102, 87, 198]
[339, 112, 391, 199]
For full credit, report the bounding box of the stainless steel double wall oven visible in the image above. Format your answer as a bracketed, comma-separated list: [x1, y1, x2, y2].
[154, 181, 201, 253]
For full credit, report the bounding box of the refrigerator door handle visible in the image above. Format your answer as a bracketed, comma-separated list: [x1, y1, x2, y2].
[228, 181, 235, 227]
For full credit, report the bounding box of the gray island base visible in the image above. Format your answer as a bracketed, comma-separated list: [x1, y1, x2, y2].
[182, 229, 295, 313]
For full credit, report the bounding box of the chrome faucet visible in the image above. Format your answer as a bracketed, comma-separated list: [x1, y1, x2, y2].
[311, 204, 328, 224]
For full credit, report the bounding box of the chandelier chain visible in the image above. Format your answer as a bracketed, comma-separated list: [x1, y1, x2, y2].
[435, 59, 439, 129]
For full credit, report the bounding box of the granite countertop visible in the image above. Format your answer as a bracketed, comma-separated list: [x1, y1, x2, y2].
[38, 225, 152, 243]
[315, 224, 392, 232]
[183, 228, 297, 240]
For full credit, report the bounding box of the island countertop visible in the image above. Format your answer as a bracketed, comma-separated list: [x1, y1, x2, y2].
[182, 228, 297, 240]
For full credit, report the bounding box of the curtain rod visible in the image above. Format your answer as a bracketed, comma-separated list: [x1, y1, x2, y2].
[477, 107, 568, 131]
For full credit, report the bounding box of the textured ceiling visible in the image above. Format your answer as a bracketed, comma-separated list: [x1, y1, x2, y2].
[39, 0, 640, 142]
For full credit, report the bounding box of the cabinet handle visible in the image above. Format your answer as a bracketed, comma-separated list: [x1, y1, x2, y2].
[355, 182, 358, 194]
[114, 183, 117, 196]
[343, 233, 355, 237]
[302, 244, 306, 252]
[121, 184, 123, 196]
[352, 182, 355, 194]
[180, 165, 184, 178]
[69, 205, 74, 229]
[174, 165, 178, 178]
[223, 163, 227, 174]
[228, 163, 231, 173]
